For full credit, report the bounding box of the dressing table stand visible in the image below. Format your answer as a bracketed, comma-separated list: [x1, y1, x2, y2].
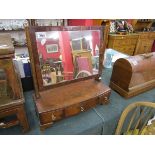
[26, 25, 111, 131]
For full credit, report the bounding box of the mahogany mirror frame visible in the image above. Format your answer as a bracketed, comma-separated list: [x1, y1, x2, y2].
[25, 25, 109, 98]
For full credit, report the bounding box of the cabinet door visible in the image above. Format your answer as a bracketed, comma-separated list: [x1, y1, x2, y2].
[108, 35, 138, 56]
[135, 39, 154, 55]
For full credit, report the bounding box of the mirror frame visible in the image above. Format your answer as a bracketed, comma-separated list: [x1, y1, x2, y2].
[25, 26, 109, 98]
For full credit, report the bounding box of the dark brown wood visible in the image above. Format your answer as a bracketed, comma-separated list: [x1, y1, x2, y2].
[110, 52, 155, 98]
[0, 34, 29, 133]
[26, 25, 111, 130]
[35, 79, 111, 130]
[0, 98, 29, 133]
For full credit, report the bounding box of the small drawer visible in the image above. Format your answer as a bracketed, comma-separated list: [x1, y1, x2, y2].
[126, 35, 139, 39]
[149, 33, 155, 39]
[0, 108, 18, 118]
[115, 36, 126, 40]
[139, 33, 149, 39]
[114, 46, 125, 52]
[80, 97, 98, 112]
[39, 110, 63, 124]
[114, 40, 127, 46]
[65, 104, 81, 117]
[98, 93, 110, 104]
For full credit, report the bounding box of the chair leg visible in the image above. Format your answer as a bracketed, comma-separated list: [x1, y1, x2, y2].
[16, 106, 29, 133]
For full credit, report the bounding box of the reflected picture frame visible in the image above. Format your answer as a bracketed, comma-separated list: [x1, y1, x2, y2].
[46, 44, 58, 53]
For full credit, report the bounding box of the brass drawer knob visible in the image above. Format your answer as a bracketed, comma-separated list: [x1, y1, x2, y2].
[52, 114, 56, 120]
[0, 122, 5, 128]
[81, 107, 84, 112]
[104, 97, 108, 100]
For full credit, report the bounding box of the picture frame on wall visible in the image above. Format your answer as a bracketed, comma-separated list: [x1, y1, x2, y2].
[71, 39, 82, 51]
[46, 44, 58, 53]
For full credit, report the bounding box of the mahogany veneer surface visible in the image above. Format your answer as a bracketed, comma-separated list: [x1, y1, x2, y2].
[35, 79, 111, 130]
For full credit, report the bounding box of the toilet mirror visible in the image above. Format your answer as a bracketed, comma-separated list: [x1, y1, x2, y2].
[26, 26, 108, 93]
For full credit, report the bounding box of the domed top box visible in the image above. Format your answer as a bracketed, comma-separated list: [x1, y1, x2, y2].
[110, 52, 155, 98]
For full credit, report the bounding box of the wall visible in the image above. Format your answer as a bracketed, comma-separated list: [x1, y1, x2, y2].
[68, 19, 94, 26]
[92, 31, 100, 56]
[68, 19, 104, 26]
[59, 31, 74, 80]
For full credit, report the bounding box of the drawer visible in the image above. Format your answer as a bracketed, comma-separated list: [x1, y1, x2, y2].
[39, 110, 63, 124]
[113, 46, 124, 51]
[114, 39, 137, 46]
[110, 35, 138, 40]
[127, 35, 139, 39]
[114, 46, 134, 54]
[65, 104, 81, 117]
[139, 33, 149, 39]
[141, 40, 154, 46]
[98, 92, 110, 104]
[114, 40, 127, 46]
[113, 36, 127, 40]
[80, 97, 98, 112]
[149, 32, 155, 39]
[0, 108, 18, 118]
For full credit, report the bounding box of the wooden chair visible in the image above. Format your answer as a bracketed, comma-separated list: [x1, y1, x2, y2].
[0, 34, 29, 133]
[115, 102, 155, 135]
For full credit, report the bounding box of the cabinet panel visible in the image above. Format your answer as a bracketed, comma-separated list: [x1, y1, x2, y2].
[108, 34, 139, 56]
[139, 33, 149, 39]
[135, 39, 154, 55]
[108, 33, 155, 56]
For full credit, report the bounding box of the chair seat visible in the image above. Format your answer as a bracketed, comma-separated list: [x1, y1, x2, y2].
[0, 96, 24, 110]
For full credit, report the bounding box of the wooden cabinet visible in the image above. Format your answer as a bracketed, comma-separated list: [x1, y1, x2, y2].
[37, 79, 111, 130]
[134, 32, 155, 55]
[108, 34, 139, 55]
[36, 77, 111, 131]
[108, 32, 155, 55]
[134, 39, 154, 55]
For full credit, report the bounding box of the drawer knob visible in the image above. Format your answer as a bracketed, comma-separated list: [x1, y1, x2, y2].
[0, 122, 6, 128]
[81, 107, 84, 112]
[104, 97, 108, 100]
[52, 114, 56, 121]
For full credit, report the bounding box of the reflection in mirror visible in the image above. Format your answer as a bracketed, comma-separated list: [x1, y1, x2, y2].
[35, 30, 100, 86]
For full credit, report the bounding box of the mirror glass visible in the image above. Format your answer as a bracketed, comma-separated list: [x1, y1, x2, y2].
[35, 30, 101, 86]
